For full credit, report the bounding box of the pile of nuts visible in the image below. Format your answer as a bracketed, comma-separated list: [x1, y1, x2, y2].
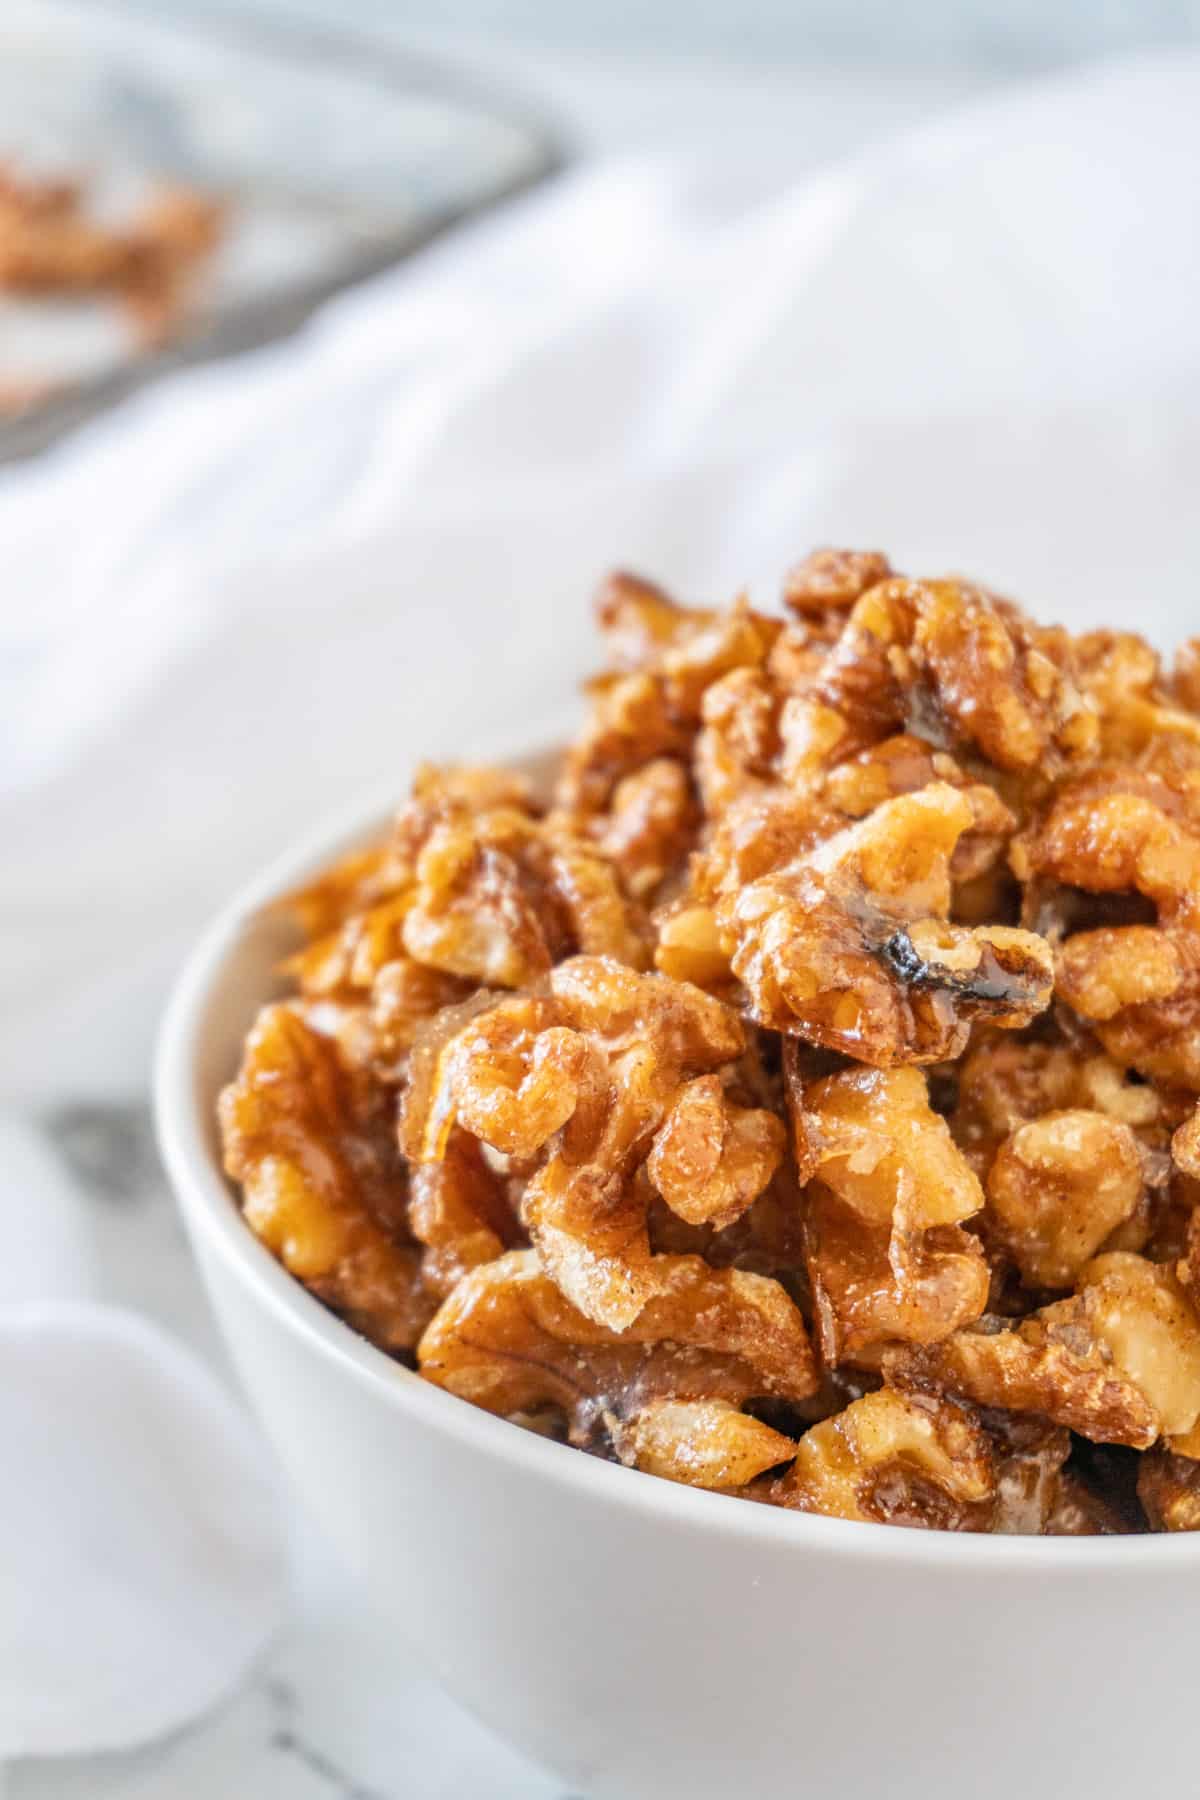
[221, 551, 1200, 1532]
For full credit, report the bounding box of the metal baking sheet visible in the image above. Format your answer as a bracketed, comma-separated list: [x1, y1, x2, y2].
[0, 1, 561, 460]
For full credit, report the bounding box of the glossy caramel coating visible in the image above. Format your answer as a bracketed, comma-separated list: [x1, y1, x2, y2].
[220, 550, 1200, 1529]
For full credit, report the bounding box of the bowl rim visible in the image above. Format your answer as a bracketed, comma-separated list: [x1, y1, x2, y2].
[154, 746, 1200, 1574]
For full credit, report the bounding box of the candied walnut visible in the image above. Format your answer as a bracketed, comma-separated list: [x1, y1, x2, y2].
[588, 758, 697, 898]
[408, 993, 597, 1163]
[219, 1005, 433, 1352]
[401, 810, 552, 987]
[0, 162, 224, 347]
[407, 958, 791, 1331]
[803, 1186, 990, 1367]
[1137, 1447, 1200, 1532]
[694, 666, 784, 813]
[1076, 630, 1200, 758]
[277, 844, 396, 939]
[952, 1037, 1163, 1178]
[395, 777, 650, 986]
[557, 671, 693, 816]
[560, 587, 779, 821]
[653, 901, 735, 990]
[610, 1398, 797, 1489]
[1173, 1104, 1200, 1179]
[885, 1313, 1158, 1449]
[985, 1110, 1145, 1289]
[1056, 930, 1200, 1090]
[541, 827, 652, 968]
[646, 1074, 786, 1231]
[723, 783, 1053, 1063]
[407, 1130, 521, 1298]
[526, 964, 783, 1325]
[1015, 770, 1200, 929]
[772, 1388, 995, 1530]
[889, 1253, 1200, 1448]
[418, 1248, 816, 1445]
[818, 734, 1015, 867]
[791, 578, 1097, 778]
[593, 570, 704, 669]
[1076, 1252, 1200, 1437]
[286, 896, 413, 997]
[365, 958, 471, 1074]
[782, 548, 893, 617]
[801, 1065, 983, 1233]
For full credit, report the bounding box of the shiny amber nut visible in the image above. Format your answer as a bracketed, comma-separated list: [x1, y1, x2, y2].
[593, 569, 706, 669]
[614, 1398, 797, 1490]
[723, 782, 1053, 1064]
[986, 1110, 1144, 1289]
[1174, 637, 1200, 712]
[1019, 780, 1200, 925]
[817, 577, 1098, 775]
[653, 903, 734, 989]
[418, 1249, 815, 1443]
[802, 1065, 983, 1232]
[219, 1004, 432, 1353]
[646, 1075, 786, 1231]
[802, 1186, 989, 1367]
[888, 1252, 1200, 1447]
[407, 1130, 519, 1298]
[884, 1312, 1160, 1450]
[782, 547, 893, 616]
[1054, 926, 1183, 1020]
[1077, 1252, 1200, 1439]
[439, 997, 597, 1161]
[594, 758, 697, 898]
[777, 1388, 995, 1530]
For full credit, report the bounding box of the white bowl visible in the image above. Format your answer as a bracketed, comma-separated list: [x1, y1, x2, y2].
[155, 746, 1200, 1800]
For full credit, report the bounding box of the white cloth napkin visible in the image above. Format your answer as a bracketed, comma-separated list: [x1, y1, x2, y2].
[4, 49, 1200, 1760]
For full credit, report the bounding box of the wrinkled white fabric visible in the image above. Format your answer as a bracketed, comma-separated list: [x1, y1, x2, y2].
[0, 1304, 287, 1758]
[2, 49, 1200, 1760]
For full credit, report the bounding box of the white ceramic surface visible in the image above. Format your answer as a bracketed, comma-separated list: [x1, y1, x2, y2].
[156, 747, 1200, 1800]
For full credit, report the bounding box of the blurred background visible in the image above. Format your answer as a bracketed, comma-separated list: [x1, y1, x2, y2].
[3, 3, 1200, 1796]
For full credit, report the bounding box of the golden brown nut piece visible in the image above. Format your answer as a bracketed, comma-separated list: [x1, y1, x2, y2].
[219, 1004, 433, 1352]
[771, 1387, 996, 1530]
[407, 1130, 521, 1299]
[611, 1398, 797, 1489]
[794, 1064, 990, 1363]
[1076, 630, 1200, 758]
[952, 1037, 1164, 1179]
[418, 1248, 816, 1452]
[985, 1110, 1145, 1289]
[888, 1253, 1200, 1448]
[723, 783, 1053, 1063]
[404, 957, 795, 1333]
[587, 757, 698, 898]
[782, 548, 893, 618]
[789, 577, 1097, 779]
[645, 1074, 786, 1232]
